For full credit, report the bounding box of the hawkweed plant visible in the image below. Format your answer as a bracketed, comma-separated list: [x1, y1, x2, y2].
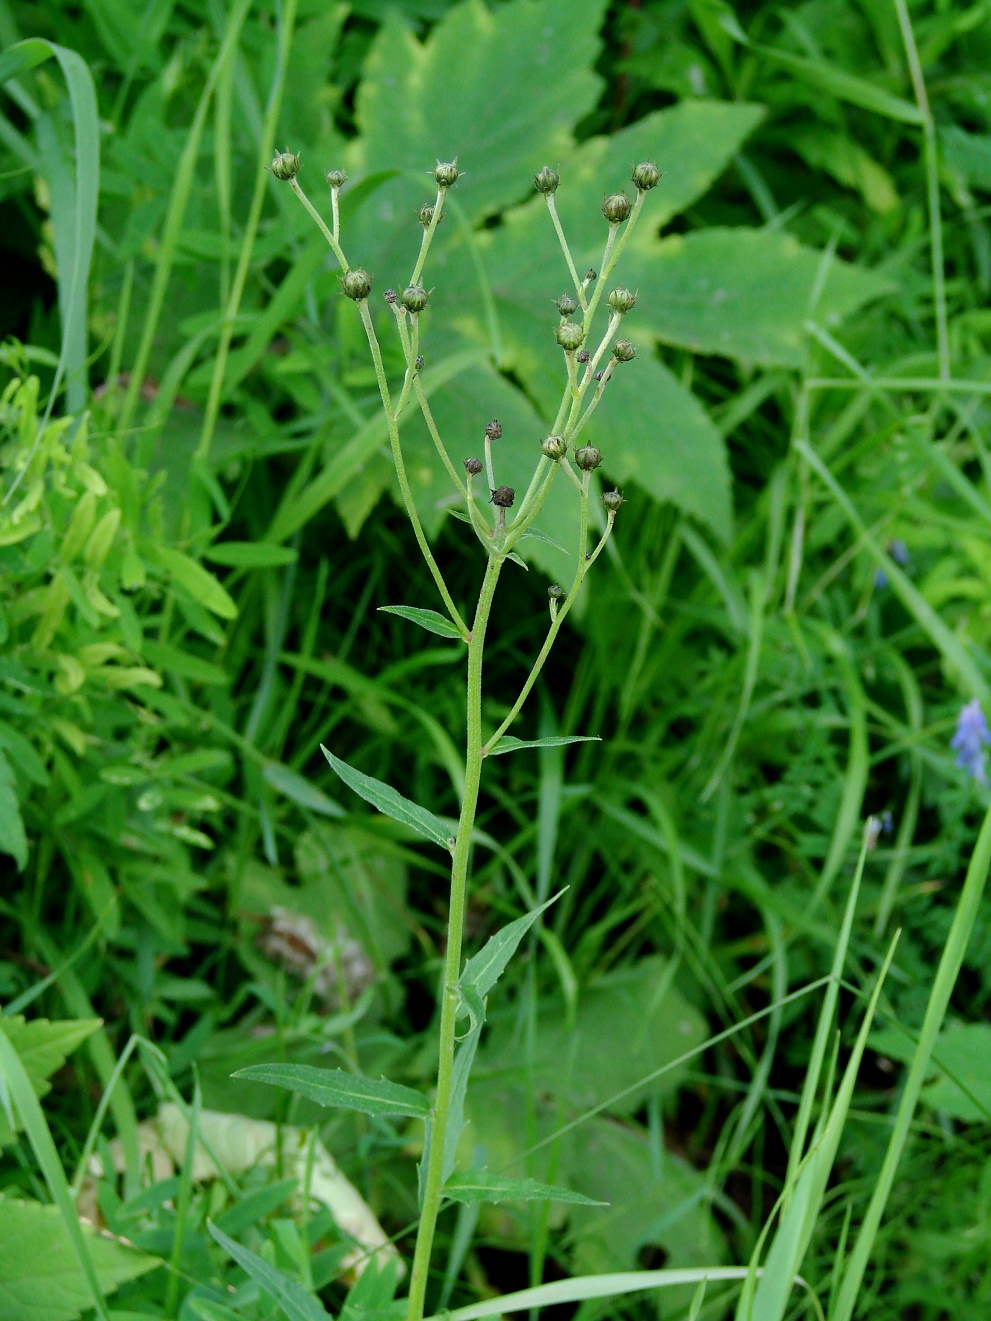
[234, 151, 659, 1321]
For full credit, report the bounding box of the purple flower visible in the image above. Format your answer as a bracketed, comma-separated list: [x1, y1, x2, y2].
[951, 699, 991, 784]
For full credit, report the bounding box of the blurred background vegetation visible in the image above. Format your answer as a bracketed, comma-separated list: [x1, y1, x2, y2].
[4, 0, 991, 1317]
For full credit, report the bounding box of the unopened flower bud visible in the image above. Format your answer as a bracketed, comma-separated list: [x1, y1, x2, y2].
[555, 322, 585, 352]
[593, 371, 604, 381]
[585, 268, 597, 282]
[575, 445, 602, 472]
[341, 268, 373, 301]
[401, 284, 429, 313]
[433, 160, 462, 187]
[576, 348, 590, 363]
[415, 355, 424, 369]
[490, 485, 515, 508]
[608, 287, 637, 314]
[631, 160, 660, 192]
[418, 202, 437, 227]
[603, 489, 626, 512]
[612, 338, 636, 362]
[548, 584, 564, 601]
[556, 293, 579, 317]
[485, 419, 502, 441]
[534, 166, 559, 195]
[384, 288, 398, 304]
[541, 434, 567, 459]
[465, 457, 483, 475]
[269, 149, 300, 181]
[326, 168, 348, 189]
[602, 191, 632, 223]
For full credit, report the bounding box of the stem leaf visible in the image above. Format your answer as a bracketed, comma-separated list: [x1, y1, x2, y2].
[321, 746, 454, 850]
[443, 1169, 606, 1207]
[378, 605, 464, 640]
[460, 891, 564, 1004]
[232, 1063, 430, 1119]
[206, 1220, 328, 1321]
[486, 735, 601, 757]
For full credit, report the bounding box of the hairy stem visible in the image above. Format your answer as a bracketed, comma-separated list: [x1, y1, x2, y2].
[545, 194, 588, 310]
[406, 553, 504, 1321]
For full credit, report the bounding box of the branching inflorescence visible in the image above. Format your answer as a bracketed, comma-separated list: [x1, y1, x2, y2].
[264, 147, 660, 1321]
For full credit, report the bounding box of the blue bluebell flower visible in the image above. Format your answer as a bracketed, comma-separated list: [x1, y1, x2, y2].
[951, 699, 991, 784]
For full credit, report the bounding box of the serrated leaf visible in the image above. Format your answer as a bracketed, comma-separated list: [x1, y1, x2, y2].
[232, 1063, 430, 1119]
[207, 1220, 327, 1321]
[378, 605, 465, 640]
[321, 746, 453, 850]
[443, 1169, 606, 1207]
[0, 1016, 101, 1147]
[262, 763, 344, 818]
[153, 547, 238, 619]
[460, 891, 563, 1003]
[0, 1196, 156, 1321]
[203, 541, 299, 569]
[487, 735, 601, 757]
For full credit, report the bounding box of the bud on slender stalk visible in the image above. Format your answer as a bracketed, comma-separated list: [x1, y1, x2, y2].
[603, 489, 626, 512]
[433, 160, 462, 187]
[612, 339, 637, 362]
[575, 445, 602, 472]
[485, 419, 502, 441]
[401, 284, 430, 313]
[326, 168, 348, 189]
[418, 202, 439, 227]
[490, 485, 515, 508]
[584, 268, 597, 283]
[269, 149, 300, 181]
[631, 160, 661, 192]
[341, 269, 373, 301]
[556, 293, 579, 317]
[601, 192, 632, 223]
[575, 349, 590, 364]
[608, 287, 637, 314]
[534, 166, 559, 195]
[548, 584, 564, 601]
[541, 435, 567, 460]
[555, 322, 585, 352]
[464, 457, 483, 475]
[384, 288, 398, 304]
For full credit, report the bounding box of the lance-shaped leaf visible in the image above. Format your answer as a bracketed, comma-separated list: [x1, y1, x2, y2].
[444, 1170, 606, 1207]
[233, 1063, 430, 1120]
[378, 606, 465, 640]
[487, 735, 601, 757]
[460, 891, 563, 1005]
[321, 746, 454, 850]
[207, 1220, 328, 1321]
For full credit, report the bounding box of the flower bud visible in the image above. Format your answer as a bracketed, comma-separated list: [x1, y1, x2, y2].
[490, 485, 515, 508]
[585, 268, 597, 282]
[269, 149, 300, 181]
[575, 349, 590, 363]
[603, 489, 626, 512]
[341, 268, 373, 301]
[465, 457, 483, 475]
[485, 419, 502, 441]
[541, 434, 567, 460]
[384, 288, 398, 304]
[601, 191, 632, 223]
[401, 284, 429, 313]
[418, 202, 437, 227]
[534, 166, 559, 195]
[548, 584, 564, 601]
[608, 287, 637, 314]
[556, 293, 579, 317]
[575, 445, 602, 472]
[415, 355, 424, 370]
[631, 160, 660, 192]
[593, 371, 604, 381]
[433, 160, 462, 187]
[612, 338, 636, 362]
[555, 322, 585, 352]
[326, 168, 348, 189]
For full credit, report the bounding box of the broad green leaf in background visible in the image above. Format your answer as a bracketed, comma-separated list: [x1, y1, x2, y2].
[0, 1017, 101, 1147]
[940, 125, 991, 191]
[871, 1021, 991, 1122]
[232, 1063, 429, 1119]
[321, 746, 454, 849]
[0, 1196, 156, 1321]
[443, 1169, 605, 1207]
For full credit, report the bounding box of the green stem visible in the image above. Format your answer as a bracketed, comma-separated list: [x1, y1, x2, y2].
[290, 178, 349, 271]
[331, 184, 341, 245]
[411, 186, 447, 287]
[545, 195, 587, 309]
[406, 553, 504, 1321]
[358, 301, 469, 638]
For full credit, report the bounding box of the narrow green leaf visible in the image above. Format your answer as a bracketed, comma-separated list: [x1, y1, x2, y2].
[141, 641, 228, 686]
[378, 605, 465, 640]
[321, 746, 453, 850]
[0, 754, 27, 871]
[460, 892, 563, 1002]
[753, 44, 924, 124]
[443, 1169, 606, 1207]
[232, 1063, 430, 1119]
[206, 1220, 328, 1321]
[152, 547, 238, 620]
[486, 735, 601, 757]
[262, 763, 344, 818]
[203, 542, 299, 569]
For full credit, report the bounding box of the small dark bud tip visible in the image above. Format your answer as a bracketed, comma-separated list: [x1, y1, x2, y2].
[575, 445, 602, 472]
[534, 166, 560, 195]
[593, 371, 604, 381]
[631, 160, 661, 192]
[548, 584, 564, 601]
[485, 419, 502, 441]
[555, 322, 585, 352]
[556, 293, 579, 317]
[326, 168, 348, 189]
[342, 268, 373, 301]
[465, 457, 483, 475]
[415, 355, 424, 369]
[608, 287, 637, 315]
[433, 160, 462, 188]
[490, 485, 515, 508]
[401, 284, 430, 313]
[384, 288, 398, 304]
[269, 149, 300, 181]
[601, 191, 632, 224]
[418, 202, 437, 228]
[612, 339, 637, 363]
[541, 434, 567, 460]
[603, 489, 626, 512]
[584, 268, 597, 282]
[575, 349, 590, 363]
